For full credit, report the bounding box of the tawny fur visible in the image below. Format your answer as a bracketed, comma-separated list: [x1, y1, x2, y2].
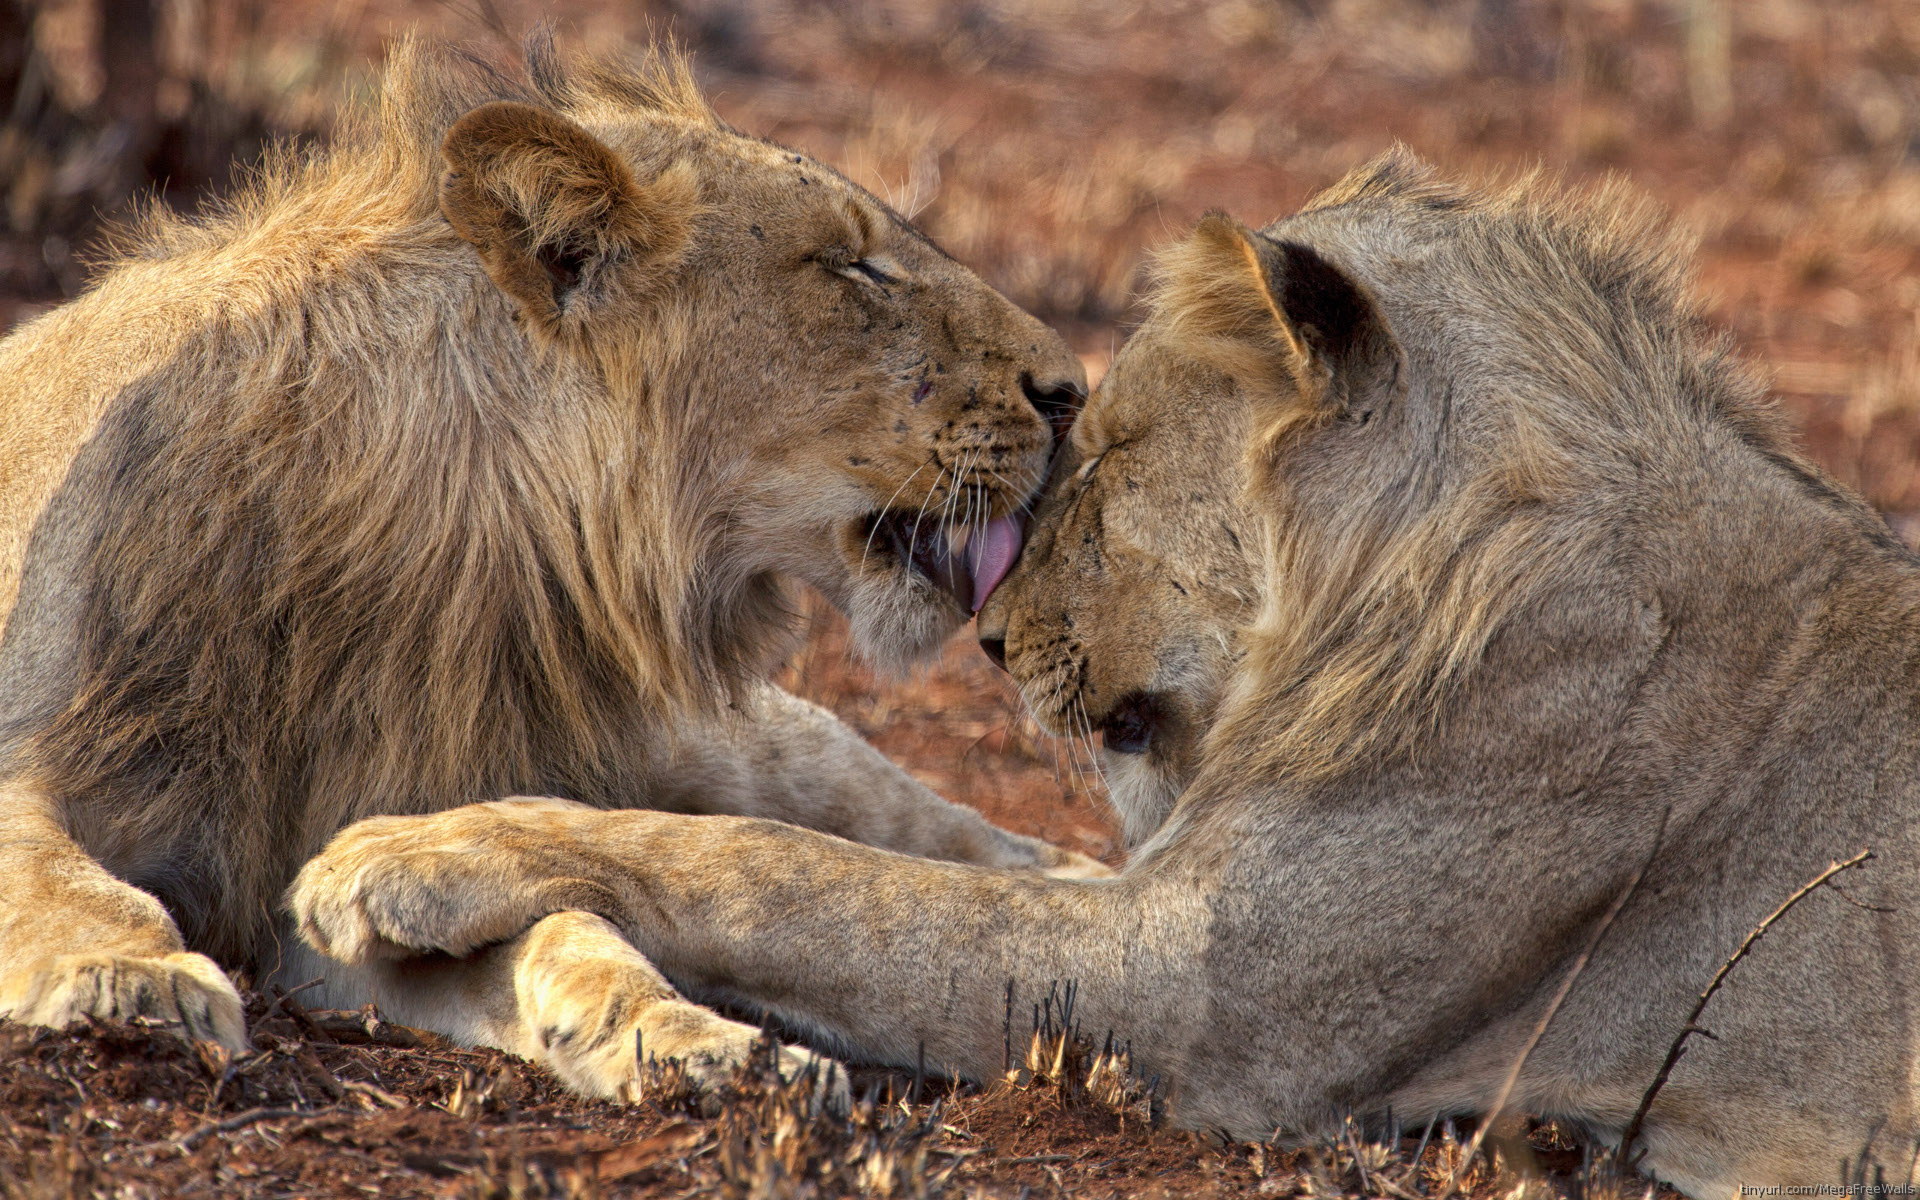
[0, 34, 1095, 1096]
[298, 153, 1919, 1195]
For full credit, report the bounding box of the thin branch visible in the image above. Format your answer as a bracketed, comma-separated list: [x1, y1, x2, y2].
[1615, 848, 1875, 1170]
[175, 1106, 306, 1152]
[1441, 808, 1668, 1196]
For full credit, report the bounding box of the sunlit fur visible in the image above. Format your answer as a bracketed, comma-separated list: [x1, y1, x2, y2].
[0, 34, 1088, 1072]
[321, 153, 1920, 1197]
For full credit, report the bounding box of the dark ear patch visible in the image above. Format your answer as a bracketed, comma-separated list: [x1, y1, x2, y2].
[535, 238, 592, 304]
[1268, 240, 1378, 369]
[1252, 235, 1403, 413]
[439, 100, 697, 331]
[1155, 213, 1402, 417]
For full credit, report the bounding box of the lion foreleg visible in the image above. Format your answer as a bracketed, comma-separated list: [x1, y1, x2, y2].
[293, 800, 1182, 1085]
[507, 911, 845, 1107]
[280, 911, 846, 1108]
[0, 783, 246, 1050]
[658, 684, 1108, 876]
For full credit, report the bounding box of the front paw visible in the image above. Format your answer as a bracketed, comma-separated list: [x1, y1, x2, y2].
[633, 1012, 851, 1118]
[291, 798, 619, 963]
[0, 951, 247, 1052]
[544, 996, 849, 1116]
[517, 911, 849, 1115]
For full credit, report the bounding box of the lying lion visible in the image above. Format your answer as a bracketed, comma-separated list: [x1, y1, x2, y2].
[0, 36, 1101, 1099]
[296, 153, 1917, 1193]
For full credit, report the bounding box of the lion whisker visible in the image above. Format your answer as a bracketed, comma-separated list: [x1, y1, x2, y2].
[858, 460, 931, 573]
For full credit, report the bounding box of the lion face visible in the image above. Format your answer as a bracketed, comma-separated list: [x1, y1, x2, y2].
[672, 138, 1083, 671]
[980, 194, 1414, 845]
[976, 330, 1260, 846]
[441, 96, 1081, 673]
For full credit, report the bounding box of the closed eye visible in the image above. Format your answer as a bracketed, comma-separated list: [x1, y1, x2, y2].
[837, 259, 893, 287]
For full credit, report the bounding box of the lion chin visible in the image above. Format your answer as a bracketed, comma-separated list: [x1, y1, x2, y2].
[830, 510, 1023, 673]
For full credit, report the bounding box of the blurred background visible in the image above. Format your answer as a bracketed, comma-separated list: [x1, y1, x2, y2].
[4, 0, 1916, 860]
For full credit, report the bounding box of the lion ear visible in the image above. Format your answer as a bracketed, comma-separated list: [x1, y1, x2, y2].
[1159, 212, 1401, 417]
[440, 101, 696, 331]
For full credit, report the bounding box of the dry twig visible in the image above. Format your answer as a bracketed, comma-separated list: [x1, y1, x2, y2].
[175, 1106, 306, 1152]
[1615, 848, 1876, 1169]
[1441, 809, 1668, 1195]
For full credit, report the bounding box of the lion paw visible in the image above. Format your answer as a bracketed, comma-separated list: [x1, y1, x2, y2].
[543, 1000, 849, 1116]
[514, 910, 848, 1115]
[291, 798, 616, 963]
[0, 951, 247, 1052]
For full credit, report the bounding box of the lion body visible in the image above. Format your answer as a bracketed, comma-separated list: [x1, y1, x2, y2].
[0, 37, 1090, 1092]
[299, 155, 1920, 1193]
[991, 157, 1920, 1187]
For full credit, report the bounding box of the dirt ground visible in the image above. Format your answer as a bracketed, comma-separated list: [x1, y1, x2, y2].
[0, 992, 1660, 1199]
[2, 0, 1916, 1195]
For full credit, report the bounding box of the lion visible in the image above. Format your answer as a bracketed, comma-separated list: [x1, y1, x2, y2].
[291, 152, 1920, 1193]
[0, 34, 1103, 1100]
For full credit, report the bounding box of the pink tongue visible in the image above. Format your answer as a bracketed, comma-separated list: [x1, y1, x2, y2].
[965, 514, 1026, 613]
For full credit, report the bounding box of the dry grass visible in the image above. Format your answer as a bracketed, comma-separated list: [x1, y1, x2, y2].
[0, 1004, 1680, 1199]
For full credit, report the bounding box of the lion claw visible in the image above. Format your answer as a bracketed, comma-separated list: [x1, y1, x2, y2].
[0, 951, 248, 1053]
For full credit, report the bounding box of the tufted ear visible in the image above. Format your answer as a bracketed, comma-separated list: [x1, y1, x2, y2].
[440, 101, 697, 332]
[1158, 212, 1401, 420]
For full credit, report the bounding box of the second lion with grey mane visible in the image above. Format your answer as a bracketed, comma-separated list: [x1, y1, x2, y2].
[296, 154, 1916, 1194]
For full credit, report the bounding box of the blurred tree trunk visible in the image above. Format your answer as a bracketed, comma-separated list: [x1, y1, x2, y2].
[94, 0, 164, 198]
[0, 0, 164, 286]
[1683, 0, 1732, 128]
[99, 0, 158, 124]
[1472, 0, 1559, 82]
[0, 1, 27, 113]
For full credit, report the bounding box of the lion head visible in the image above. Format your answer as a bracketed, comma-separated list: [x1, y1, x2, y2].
[983, 149, 1842, 848]
[975, 320, 1261, 846]
[428, 40, 1082, 677]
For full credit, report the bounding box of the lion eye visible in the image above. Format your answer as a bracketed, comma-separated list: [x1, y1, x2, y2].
[841, 259, 892, 287]
[824, 252, 896, 290]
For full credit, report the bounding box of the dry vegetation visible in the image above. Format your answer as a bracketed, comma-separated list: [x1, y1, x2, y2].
[2, 0, 1916, 1195]
[0, 990, 1674, 1199]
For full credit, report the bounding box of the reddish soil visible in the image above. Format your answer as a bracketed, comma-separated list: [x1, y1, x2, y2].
[2, 1, 1915, 1195]
[0, 998, 1644, 1198]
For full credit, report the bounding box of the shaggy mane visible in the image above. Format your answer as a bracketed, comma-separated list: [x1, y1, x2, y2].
[101, 32, 717, 266]
[1181, 153, 1852, 787]
[14, 35, 762, 961]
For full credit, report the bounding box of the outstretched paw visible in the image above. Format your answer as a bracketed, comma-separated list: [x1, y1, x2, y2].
[0, 951, 247, 1052]
[516, 911, 849, 1115]
[290, 798, 618, 963]
[558, 1003, 849, 1117]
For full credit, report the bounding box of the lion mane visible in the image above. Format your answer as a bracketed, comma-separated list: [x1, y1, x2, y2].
[0, 42, 765, 963]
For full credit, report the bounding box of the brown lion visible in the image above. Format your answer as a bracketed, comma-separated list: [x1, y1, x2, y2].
[293, 153, 1919, 1193]
[0, 35, 1100, 1098]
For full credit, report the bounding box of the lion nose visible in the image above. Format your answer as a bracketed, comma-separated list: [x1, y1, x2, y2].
[1020, 372, 1084, 448]
[978, 635, 1008, 671]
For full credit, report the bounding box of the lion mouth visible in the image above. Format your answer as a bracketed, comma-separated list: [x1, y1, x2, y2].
[864, 510, 1026, 613]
